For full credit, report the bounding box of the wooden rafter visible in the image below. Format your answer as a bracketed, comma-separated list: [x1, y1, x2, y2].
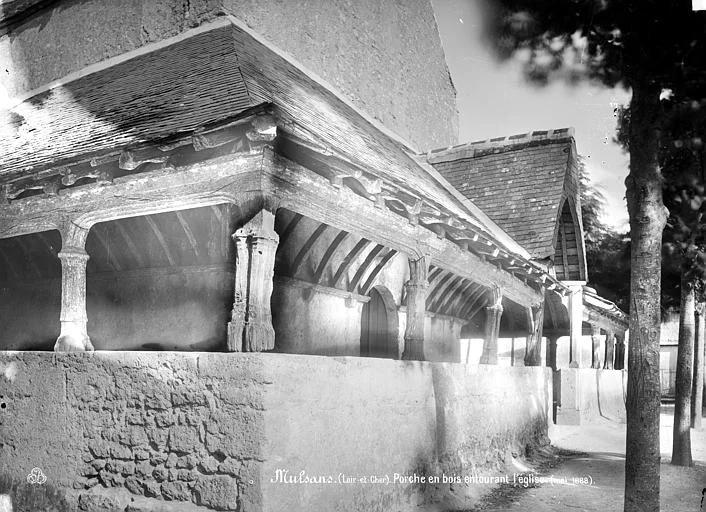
[113, 220, 145, 268]
[13, 236, 43, 279]
[175, 211, 201, 259]
[91, 226, 123, 272]
[359, 248, 397, 295]
[331, 238, 371, 289]
[278, 212, 303, 249]
[348, 244, 384, 293]
[313, 230, 349, 285]
[143, 215, 176, 267]
[459, 286, 489, 320]
[431, 274, 464, 314]
[426, 266, 444, 289]
[290, 223, 328, 278]
[441, 279, 476, 317]
[425, 271, 454, 311]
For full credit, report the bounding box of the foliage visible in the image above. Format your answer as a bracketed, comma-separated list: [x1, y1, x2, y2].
[579, 160, 631, 311]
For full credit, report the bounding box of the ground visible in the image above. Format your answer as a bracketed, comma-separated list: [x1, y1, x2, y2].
[469, 405, 706, 511]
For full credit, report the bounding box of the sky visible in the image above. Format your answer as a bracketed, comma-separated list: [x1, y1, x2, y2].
[433, 0, 632, 232]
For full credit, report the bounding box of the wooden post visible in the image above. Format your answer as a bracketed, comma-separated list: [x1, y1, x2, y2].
[591, 324, 602, 369]
[402, 256, 429, 361]
[546, 334, 559, 370]
[227, 209, 279, 352]
[480, 285, 503, 365]
[614, 333, 626, 370]
[55, 226, 94, 352]
[524, 304, 544, 366]
[566, 282, 585, 367]
[604, 330, 615, 370]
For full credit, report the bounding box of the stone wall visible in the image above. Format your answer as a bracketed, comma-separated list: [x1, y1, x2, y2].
[0, 0, 457, 150]
[0, 352, 551, 511]
[555, 368, 627, 424]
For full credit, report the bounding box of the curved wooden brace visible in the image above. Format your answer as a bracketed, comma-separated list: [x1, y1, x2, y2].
[175, 210, 201, 259]
[359, 249, 397, 296]
[331, 238, 371, 289]
[290, 223, 329, 278]
[430, 274, 465, 314]
[348, 244, 384, 293]
[313, 230, 349, 285]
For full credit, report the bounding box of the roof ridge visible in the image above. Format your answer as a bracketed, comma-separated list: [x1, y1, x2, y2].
[426, 127, 575, 161]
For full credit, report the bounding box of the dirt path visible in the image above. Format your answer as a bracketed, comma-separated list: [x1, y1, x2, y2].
[471, 406, 706, 511]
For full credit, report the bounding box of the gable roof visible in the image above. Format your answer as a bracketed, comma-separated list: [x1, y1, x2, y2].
[427, 129, 577, 260]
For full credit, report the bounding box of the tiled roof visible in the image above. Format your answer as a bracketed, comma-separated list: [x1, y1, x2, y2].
[0, 17, 530, 261]
[428, 129, 575, 259]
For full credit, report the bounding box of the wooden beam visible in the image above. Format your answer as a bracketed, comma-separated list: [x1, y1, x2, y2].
[270, 158, 543, 307]
[460, 286, 490, 320]
[359, 248, 397, 295]
[175, 210, 201, 259]
[143, 215, 177, 267]
[332, 238, 370, 289]
[313, 230, 349, 285]
[348, 244, 384, 293]
[290, 223, 328, 278]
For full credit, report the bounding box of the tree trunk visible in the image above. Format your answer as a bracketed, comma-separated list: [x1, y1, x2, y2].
[691, 302, 705, 430]
[672, 272, 694, 466]
[623, 82, 667, 512]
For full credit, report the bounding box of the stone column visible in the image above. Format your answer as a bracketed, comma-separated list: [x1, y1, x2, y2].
[524, 304, 544, 366]
[604, 330, 615, 370]
[480, 285, 503, 365]
[565, 282, 585, 367]
[54, 246, 94, 352]
[402, 256, 429, 361]
[590, 324, 602, 369]
[227, 209, 279, 352]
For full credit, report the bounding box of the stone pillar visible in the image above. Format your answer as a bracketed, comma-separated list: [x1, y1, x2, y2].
[54, 246, 94, 352]
[227, 209, 279, 352]
[590, 324, 602, 369]
[524, 304, 544, 366]
[604, 330, 615, 370]
[480, 285, 503, 365]
[402, 256, 429, 361]
[565, 282, 585, 367]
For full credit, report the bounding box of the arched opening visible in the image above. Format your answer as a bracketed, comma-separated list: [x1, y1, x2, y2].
[360, 285, 399, 358]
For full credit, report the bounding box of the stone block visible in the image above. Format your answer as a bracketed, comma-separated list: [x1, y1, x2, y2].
[194, 475, 239, 511]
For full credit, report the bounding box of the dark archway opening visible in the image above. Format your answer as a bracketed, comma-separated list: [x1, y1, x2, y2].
[360, 286, 398, 359]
